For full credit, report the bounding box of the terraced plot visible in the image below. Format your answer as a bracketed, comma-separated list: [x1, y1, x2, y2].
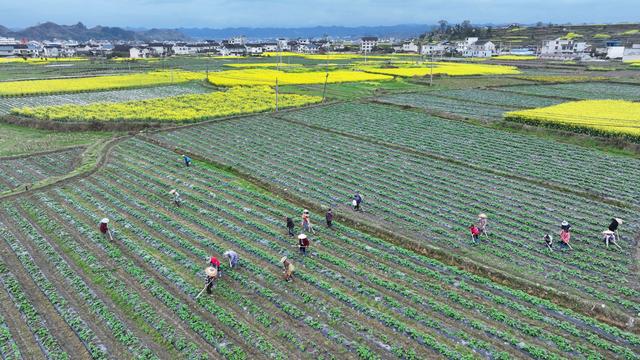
[0, 147, 84, 192]
[0, 83, 210, 115]
[424, 89, 565, 108]
[498, 82, 640, 100]
[1, 138, 638, 359]
[279, 102, 640, 207]
[152, 115, 640, 317]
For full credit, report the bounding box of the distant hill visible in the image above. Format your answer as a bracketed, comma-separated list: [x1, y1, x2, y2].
[179, 24, 436, 40]
[1, 22, 189, 42]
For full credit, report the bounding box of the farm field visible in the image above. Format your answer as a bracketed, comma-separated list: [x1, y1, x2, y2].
[498, 82, 640, 100]
[0, 147, 85, 192]
[376, 92, 513, 120]
[11, 86, 320, 123]
[0, 138, 638, 359]
[0, 123, 114, 156]
[151, 114, 640, 317]
[505, 100, 640, 140]
[0, 70, 204, 96]
[415, 88, 565, 108]
[207, 69, 393, 86]
[279, 102, 640, 206]
[0, 83, 209, 115]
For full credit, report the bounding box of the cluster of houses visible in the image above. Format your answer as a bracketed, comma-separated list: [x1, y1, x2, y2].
[1, 33, 639, 62]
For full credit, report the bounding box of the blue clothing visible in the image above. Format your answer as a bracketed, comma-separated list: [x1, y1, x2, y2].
[183, 156, 192, 166]
[225, 251, 239, 267]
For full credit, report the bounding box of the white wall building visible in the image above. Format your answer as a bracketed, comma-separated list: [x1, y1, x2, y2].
[402, 41, 419, 53]
[606, 46, 625, 59]
[623, 44, 640, 62]
[360, 36, 378, 53]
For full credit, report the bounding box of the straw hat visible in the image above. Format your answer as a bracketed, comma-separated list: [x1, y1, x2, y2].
[298, 234, 307, 240]
[602, 230, 615, 235]
[169, 189, 176, 195]
[205, 266, 217, 277]
[478, 213, 487, 219]
[615, 218, 623, 224]
[280, 256, 287, 264]
[561, 221, 569, 227]
[303, 209, 309, 214]
[100, 218, 109, 224]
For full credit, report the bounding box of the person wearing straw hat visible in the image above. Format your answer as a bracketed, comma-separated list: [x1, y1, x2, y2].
[602, 230, 621, 250]
[183, 154, 192, 167]
[169, 189, 182, 207]
[608, 218, 623, 239]
[477, 213, 488, 237]
[204, 266, 217, 295]
[223, 250, 239, 269]
[301, 210, 313, 233]
[280, 256, 295, 282]
[298, 234, 310, 256]
[559, 221, 572, 250]
[99, 218, 113, 241]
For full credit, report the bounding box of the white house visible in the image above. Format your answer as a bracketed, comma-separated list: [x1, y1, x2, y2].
[421, 43, 447, 56]
[456, 37, 479, 53]
[276, 38, 289, 51]
[261, 42, 278, 52]
[245, 43, 264, 55]
[606, 46, 625, 59]
[541, 38, 587, 55]
[229, 36, 246, 45]
[462, 41, 495, 57]
[360, 36, 378, 53]
[129, 47, 150, 58]
[172, 44, 190, 55]
[43, 44, 62, 57]
[402, 41, 419, 53]
[623, 44, 640, 62]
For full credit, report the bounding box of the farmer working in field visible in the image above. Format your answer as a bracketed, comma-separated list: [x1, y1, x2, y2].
[469, 224, 480, 244]
[204, 266, 217, 295]
[280, 256, 295, 282]
[183, 154, 192, 167]
[544, 234, 553, 250]
[602, 230, 621, 250]
[477, 213, 488, 237]
[99, 218, 113, 241]
[608, 218, 623, 239]
[559, 221, 572, 250]
[169, 189, 182, 207]
[301, 210, 313, 233]
[223, 250, 239, 269]
[353, 193, 363, 211]
[325, 208, 334, 228]
[298, 234, 310, 256]
[286, 217, 295, 237]
[209, 255, 222, 278]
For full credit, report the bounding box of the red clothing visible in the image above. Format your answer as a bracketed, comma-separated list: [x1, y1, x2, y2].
[299, 238, 310, 247]
[99, 223, 108, 234]
[210, 256, 221, 267]
[469, 225, 480, 236]
[560, 230, 570, 244]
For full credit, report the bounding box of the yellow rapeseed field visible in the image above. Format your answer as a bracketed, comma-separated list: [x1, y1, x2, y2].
[361, 62, 520, 77]
[505, 100, 640, 139]
[12, 86, 321, 123]
[0, 70, 203, 96]
[207, 69, 392, 86]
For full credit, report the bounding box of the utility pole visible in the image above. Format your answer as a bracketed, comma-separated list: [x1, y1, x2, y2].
[275, 77, 279, 112]
[429, 54, 434, 87]
[322, 72, 329, 102]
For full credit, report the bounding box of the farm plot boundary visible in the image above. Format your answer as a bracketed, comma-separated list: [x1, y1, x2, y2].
[139, 133, 640, 335]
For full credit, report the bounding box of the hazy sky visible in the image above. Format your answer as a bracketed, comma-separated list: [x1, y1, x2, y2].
[2, 0, 639, 29]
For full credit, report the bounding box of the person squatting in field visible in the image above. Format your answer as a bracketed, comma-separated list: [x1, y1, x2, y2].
[183, 154, 192, 167]
[209, 255, 222, 278]
[544, 234, 553, 250]
[280, 256, 295, 282]
[469, 224, 480, 244]
[223, 250, 239, 268]
[99, 218, 113, 240]
[169, 189, 182, 207]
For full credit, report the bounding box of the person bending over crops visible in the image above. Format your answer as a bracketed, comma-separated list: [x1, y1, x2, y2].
[469, 224, 480, 244]
[209, 256, 222, 278]
[223, 250, 239, 268]
[608, 218, 623, 239]
[544, 234, 553, 250]
[183, 154, 192, 167]
[204, 267, 217, 295]
[353, 193, 363, 211]
[477, 213, 488, 236]
[602, 230, 621, 250]
[559, 221, 572, 250]
[99, 218, 113, 241]
[286, 217, 295, 237]
[280, 256, 295, 282]
[169, 189, 182, 207]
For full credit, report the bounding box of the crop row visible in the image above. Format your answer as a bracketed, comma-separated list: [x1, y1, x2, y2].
[497, 82, 640, 100]
[280, 102, 640, 207]
[424, 88, 565, 108]
[0, 83, 209, 115]
[107, 138, 639, 358]
[151, 117, 640, 314]
[0, 147, 84, 192]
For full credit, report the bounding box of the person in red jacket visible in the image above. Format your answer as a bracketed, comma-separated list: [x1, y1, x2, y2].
[469, 224, 480, 244]
[99, 218, 113, 241]
[298, 234, 310, 256]
[559, 221, 572, 250]
[209, 256, 222, 278]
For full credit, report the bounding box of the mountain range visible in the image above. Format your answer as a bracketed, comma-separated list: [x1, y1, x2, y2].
[1, 22, 436, 42]
[0, 22, 188, 42]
